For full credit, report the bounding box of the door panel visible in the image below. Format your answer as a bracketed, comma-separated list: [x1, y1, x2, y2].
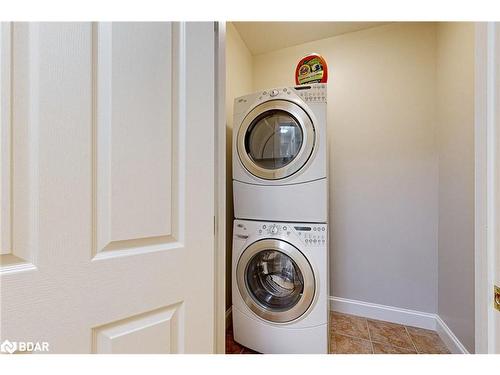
[0, 22, 215, 354]
[94, 22, 176, 254]
[0, 23, 36, 268]
[93, 303, 183, 354]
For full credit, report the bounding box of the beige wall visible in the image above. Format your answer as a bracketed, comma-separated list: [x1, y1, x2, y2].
[436, 22, 475, 353]
[225, 23, 253, 309]
[253, 23, 439, 313]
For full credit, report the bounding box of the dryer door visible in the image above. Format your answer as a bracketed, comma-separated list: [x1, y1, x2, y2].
[237, 100, 315, 180]
[236, 238, 315, 323]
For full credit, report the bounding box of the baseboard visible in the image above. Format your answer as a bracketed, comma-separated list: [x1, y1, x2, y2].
[329, 296, 436, 330]
[329, 296, 469, 354]
[435, 315, 470, 354]
[225, 306, 232, 330]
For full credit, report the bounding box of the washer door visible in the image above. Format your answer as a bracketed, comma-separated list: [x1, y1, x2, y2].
[236, 239, 315, 323]
[237, 100, 315, 180]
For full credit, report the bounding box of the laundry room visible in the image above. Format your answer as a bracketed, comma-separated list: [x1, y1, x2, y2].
[225, 22, 475, 354]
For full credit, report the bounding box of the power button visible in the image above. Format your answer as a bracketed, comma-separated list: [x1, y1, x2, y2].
[270, 89, 279, 97]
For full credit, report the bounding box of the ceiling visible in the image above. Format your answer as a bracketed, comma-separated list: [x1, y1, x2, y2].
[232, 22, 390, 55]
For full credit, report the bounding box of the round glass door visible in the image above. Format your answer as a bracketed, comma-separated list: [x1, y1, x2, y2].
[246, 250, 304, 311]
[237, 100, 315, 180]
[245, 110, 303, 170]
[237, 239, 315, 323]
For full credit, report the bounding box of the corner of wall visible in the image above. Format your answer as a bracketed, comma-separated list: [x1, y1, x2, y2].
[224, 22, 254, 310]
[435, 21, 476, 354]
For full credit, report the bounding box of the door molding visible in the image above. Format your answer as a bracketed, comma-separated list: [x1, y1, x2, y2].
[474, 21, 499, 354]
[214, 21, 226, 354]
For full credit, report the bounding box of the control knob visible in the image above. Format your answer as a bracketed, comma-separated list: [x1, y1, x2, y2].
[269, 224, 279, 235]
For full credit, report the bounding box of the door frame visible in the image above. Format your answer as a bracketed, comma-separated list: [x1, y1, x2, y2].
[214, 21, 226, 354]
[474, 21, 499, 354]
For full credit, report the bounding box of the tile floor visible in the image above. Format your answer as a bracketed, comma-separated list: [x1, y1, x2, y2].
[226, 311, 450, 354]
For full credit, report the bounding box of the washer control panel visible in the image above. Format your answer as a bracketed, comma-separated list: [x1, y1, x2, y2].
[234, 221, 327, 247]
[257, 223, 292, 237]
[294, 224, 327, 246]
[255, 223, 327, 247]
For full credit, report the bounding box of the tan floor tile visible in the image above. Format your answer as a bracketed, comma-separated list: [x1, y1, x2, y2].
[330, 333, 373, 354]
[406, 326, 450, 354]
[367, 319, 414, 349]
[372, 341, 417, 354]
[330, 312, 370, 340]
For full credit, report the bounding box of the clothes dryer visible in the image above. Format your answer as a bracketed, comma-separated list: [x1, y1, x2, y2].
[232, 84, 327, 222]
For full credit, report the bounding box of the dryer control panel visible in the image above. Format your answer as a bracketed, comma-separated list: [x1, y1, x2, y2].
[293, 224, 327, 247]
[254, 83, 327, 103]
[293, 83, 327, 103]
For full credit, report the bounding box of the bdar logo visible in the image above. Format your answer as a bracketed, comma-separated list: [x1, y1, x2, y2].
[0, 340, 17, 354]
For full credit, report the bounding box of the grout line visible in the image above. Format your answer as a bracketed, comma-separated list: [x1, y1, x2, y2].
[369, 338, 418, 353]
[405, 325, 450, 354]
[365, 318, 375, 354]
[405, 326, 420, 354]
[331, 311, 372, 342]
[330, 331, 372, 354]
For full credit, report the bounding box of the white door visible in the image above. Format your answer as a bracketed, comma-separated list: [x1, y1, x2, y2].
[0, 22, 216, 354]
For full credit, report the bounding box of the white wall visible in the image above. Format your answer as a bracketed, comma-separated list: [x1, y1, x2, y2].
[252, 23, 439, 313]
[436, 22, 475, 353]
[225, 23, 253, 309]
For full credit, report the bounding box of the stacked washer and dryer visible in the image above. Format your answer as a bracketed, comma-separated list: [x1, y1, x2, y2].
[231, 83, 329, 354]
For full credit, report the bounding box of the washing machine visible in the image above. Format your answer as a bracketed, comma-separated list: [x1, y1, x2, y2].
[232, 219, 328, 354]
[232, 83, 327, 223]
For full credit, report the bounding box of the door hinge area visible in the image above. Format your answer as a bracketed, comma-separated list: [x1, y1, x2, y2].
[495, 285, 500, 312]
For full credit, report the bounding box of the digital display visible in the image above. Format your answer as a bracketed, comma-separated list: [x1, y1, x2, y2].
[294, 226, 311, 231]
